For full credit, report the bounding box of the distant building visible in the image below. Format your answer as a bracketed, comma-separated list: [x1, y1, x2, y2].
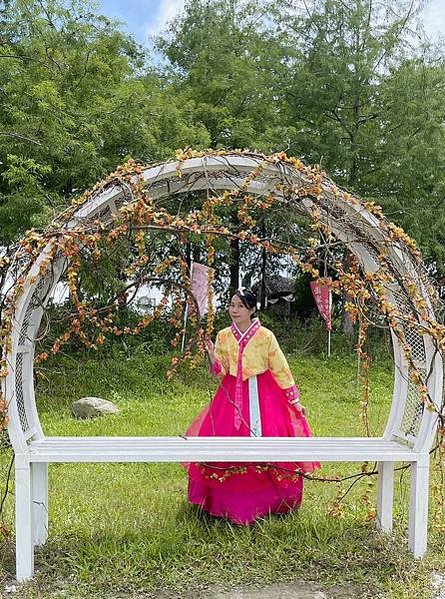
[252, 276, 294, 317]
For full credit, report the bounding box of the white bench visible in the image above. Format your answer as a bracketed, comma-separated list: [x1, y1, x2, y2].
[4, 153, 443, 582]
[11, 435, 435, 582]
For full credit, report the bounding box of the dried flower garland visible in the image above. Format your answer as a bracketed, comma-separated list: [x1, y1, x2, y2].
[0, 149, 444, 528]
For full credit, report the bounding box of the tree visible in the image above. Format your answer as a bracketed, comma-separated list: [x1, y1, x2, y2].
[0, 0, 210, 244]
[260, 1, 445, 320]
[366, 55, 445, 277]
[275, 1, 445, 272]
[158, 0, 295, 151]
[158, 0, 297, 290]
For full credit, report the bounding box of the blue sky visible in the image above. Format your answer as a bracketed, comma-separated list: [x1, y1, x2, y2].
[97, 0, 184, 44]
[98, 0, 445, 46]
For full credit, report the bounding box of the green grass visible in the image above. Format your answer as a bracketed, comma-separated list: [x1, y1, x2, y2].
[0, 349, 443, 598]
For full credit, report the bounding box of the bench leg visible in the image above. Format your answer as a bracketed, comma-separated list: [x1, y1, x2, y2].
[15, 458, 34, 582]
[31, 463, 48, 546]
[377, 461, 394, 532]
[408, 456, 430, 559]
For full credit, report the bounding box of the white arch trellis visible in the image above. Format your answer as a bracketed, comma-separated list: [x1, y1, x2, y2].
[3, 152, 443, 582]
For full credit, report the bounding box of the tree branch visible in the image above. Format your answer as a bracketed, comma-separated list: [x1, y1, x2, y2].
[0, 132, 42, 145]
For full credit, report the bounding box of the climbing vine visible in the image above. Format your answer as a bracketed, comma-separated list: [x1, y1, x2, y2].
[1, 149, 444, 530]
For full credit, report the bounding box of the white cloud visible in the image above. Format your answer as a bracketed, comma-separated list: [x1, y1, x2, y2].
[126, 0, 445, 46]
[147, 0, 185, 35]
[422, 0, 445, 39]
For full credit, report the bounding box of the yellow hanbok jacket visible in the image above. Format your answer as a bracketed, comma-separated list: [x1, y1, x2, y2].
[212, 319, 299, 401]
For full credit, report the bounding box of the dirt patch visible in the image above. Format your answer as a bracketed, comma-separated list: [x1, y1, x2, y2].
[154, 581, 381, 599]
[1, 579, 382, 598]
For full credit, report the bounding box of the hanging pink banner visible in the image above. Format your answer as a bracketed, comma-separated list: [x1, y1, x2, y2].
[310, 280, 332, 332]
[190, 262, 214, 317]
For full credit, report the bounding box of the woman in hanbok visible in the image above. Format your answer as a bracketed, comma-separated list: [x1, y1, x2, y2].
[184, 287, 320, 524]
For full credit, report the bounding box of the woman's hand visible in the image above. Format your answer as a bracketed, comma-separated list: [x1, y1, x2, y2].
[290, 401, 307, 417]
[205, 338, 216, 362]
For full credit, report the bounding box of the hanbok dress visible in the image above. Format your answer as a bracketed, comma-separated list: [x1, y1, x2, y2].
[184, 318, 320, 524]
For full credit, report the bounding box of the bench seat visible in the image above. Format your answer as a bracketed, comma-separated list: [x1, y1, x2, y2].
[25, 436, 419, 463]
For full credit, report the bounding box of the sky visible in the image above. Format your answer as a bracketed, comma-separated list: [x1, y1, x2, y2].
[97, 0, 185, 43]
[97, 0, 445, 46]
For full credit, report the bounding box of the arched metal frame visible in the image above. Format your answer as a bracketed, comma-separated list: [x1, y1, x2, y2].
[6, 154, 443, 454]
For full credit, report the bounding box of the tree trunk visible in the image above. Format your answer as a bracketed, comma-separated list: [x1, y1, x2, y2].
[341, 251, 355, 340]
[229, 237, 240, 294]
[260, 221, 267, 309]
[229, 209, 240, 295]
[185, 241, 191, 270]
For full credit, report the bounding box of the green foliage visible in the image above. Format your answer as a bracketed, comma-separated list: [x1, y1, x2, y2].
[0, 0, 210, 244]
[273, 0, 445, 274]
[0, 155, 51, 242]
[3, 0, 445, 276]
[275, 0, 420, 171]
[368, 57, 445, 274]
[158, 0, 295, 151]
[155, 0, 445, 279]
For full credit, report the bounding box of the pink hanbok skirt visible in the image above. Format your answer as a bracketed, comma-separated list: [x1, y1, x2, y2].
[183, 370, 320, 524]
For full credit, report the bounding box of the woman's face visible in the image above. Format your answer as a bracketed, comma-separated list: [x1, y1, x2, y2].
[229, 294, 255, 324]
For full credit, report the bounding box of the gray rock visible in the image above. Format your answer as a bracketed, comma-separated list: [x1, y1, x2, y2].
[432, 573, 445, 599]
[72, 397, 119, 419]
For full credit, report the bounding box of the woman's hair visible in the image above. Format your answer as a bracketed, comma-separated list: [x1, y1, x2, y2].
[234, 287, 257, 311]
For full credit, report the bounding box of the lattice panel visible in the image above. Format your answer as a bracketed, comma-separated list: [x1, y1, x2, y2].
[392, 286, 416, 318]
[113, 194, 127, 210]
[14, 352, 29, 433]
[389, 285, 427, 443]
[96, 204, 112, 222]
[14, 268, 57, 435]
[404, 326, 427, 364]
[399, 369, 426, 439]
[18, 272, 52, 345]
[390, 287, 426, 364]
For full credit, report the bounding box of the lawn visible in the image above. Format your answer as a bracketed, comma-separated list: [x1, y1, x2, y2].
[0, 347, 443, 598]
